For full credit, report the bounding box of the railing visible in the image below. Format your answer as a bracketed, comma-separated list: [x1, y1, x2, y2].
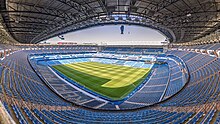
[0, 100, 16, 124]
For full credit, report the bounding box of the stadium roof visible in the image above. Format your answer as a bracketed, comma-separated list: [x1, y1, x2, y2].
[0, 0, 220, 44]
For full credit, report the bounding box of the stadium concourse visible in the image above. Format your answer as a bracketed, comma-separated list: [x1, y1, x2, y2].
[0, 0, 220, 124]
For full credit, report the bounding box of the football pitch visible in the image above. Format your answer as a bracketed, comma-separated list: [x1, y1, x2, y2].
[52, 62, 151, 100]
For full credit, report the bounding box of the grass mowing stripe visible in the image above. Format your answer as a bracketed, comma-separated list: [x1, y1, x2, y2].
[69, 62, 147, 79]
[78, 62, 143, 70]
[66, 63, 127, 78]
[66, 64, 115, 78]
[68, 64, 112, 74]
[73, 62, 126, 72]
[53, 65, 110, 85]
[52, 62, 151, 100]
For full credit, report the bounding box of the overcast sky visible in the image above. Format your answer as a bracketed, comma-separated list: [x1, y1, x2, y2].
[44, 25, 166, 45]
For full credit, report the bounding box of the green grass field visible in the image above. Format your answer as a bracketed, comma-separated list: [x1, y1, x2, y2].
[52, 62, 150, 100]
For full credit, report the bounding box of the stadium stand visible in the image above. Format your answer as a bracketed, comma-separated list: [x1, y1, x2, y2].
[0, 44, 219, 123]
[0, 0, 220, 123]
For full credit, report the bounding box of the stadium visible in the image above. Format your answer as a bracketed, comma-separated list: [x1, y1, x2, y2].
[0, 0, 220, 124]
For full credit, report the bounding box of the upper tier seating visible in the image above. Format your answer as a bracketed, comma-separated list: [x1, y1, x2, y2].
[1, 51, 70, 106]
[178, 43, 220, 50]
[162, 50, 220, 106]
[102, 47, 163, 54]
